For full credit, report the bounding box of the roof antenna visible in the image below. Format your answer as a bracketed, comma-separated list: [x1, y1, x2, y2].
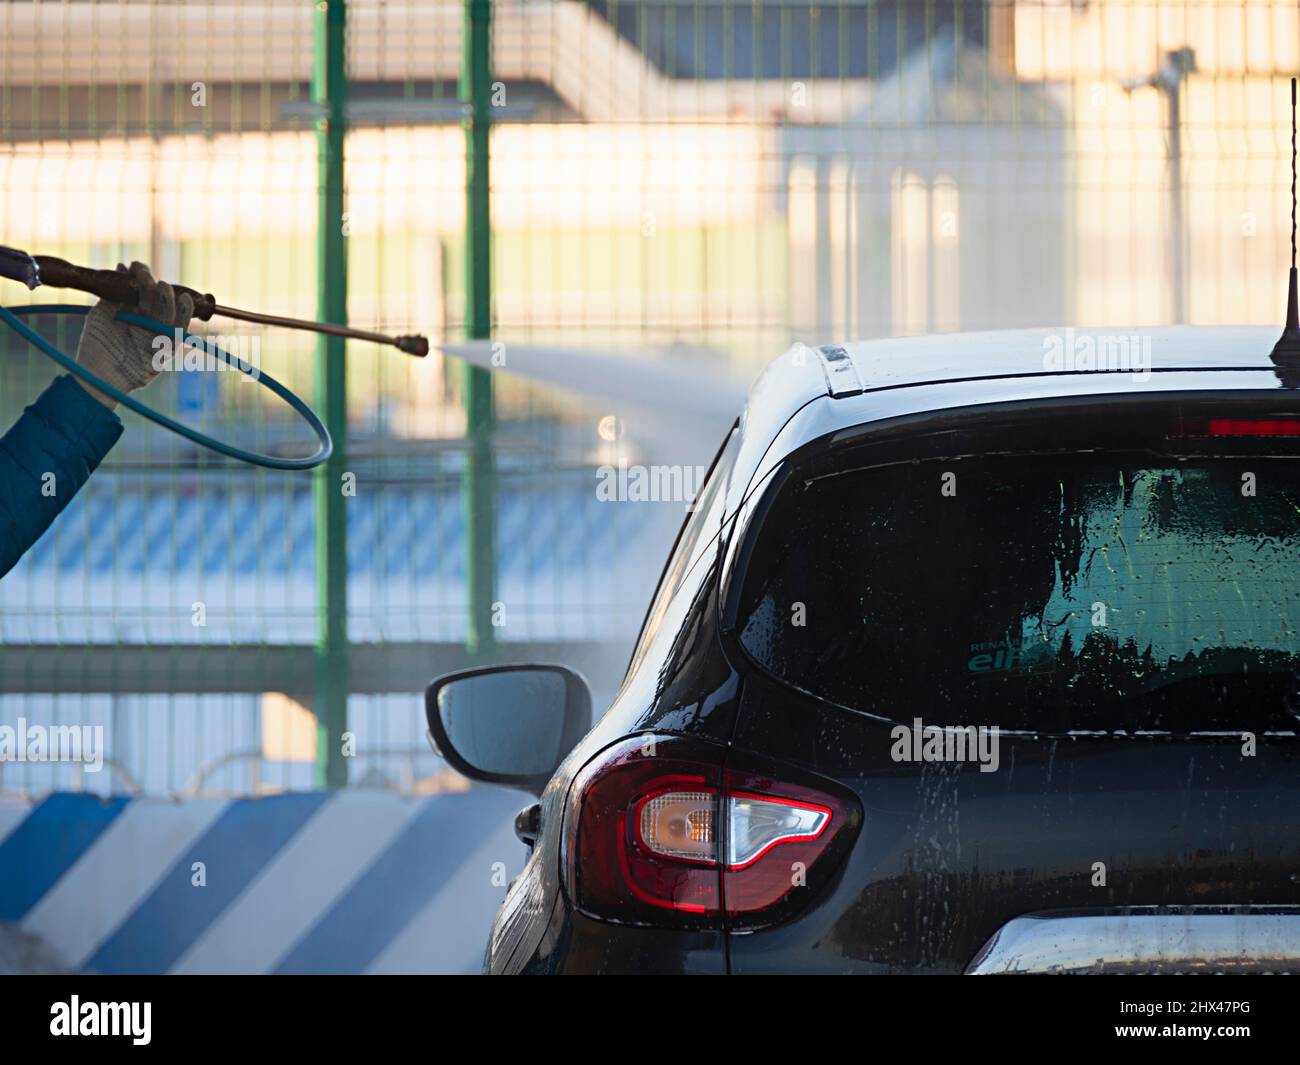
[1270, 77, 1300, 367]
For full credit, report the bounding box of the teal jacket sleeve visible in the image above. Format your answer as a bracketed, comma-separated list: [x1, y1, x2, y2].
[0, 374, 123, 578]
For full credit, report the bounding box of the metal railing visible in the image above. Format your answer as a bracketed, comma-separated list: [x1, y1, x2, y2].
[2, 0, 1297, 794]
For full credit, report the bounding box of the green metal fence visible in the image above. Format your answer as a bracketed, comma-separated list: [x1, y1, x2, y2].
[2, 0, 1297, 795]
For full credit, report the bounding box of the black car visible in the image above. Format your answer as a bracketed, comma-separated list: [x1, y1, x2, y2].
[427, 327, 1300, 974]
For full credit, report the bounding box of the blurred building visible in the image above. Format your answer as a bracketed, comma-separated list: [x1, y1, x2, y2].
[2, 0, 1298, 795]
[782, 29, 1068, 338]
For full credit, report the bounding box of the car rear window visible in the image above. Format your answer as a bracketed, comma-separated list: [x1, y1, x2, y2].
[734, 410, 1300, 733]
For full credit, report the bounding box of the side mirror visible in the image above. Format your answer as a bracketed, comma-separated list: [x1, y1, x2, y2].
[425, 664, 592, 794]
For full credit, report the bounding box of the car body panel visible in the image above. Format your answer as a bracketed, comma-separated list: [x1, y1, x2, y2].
[485, 546, 743, 973]
[837, 325, 1282, 386]
[483, 325, 1300, 974]
[723, 325, 1296, 539]
[966, 908, 1300, 974]
[724, 673, 1300, 974]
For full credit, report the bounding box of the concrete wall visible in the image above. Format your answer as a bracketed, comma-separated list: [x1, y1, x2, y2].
[0, 787, 531, 974]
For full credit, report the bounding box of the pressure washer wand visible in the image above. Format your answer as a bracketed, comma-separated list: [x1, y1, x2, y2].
[0, 246, 428, 358]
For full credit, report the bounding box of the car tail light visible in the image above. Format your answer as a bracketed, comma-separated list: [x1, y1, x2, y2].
[726, 792, 829, 866]
[565, 736, 857, 927]
[1207, 417, 1300, 437]
[637, 788, 717, 863]
[1171, 415, 1300, 438]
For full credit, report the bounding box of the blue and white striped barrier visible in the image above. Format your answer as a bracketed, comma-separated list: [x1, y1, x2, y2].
[0, 788, 530, 974]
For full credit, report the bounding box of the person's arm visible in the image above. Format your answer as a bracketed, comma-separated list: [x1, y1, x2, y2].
[0, 261, 193, 578]
[0, 375, 123, 576]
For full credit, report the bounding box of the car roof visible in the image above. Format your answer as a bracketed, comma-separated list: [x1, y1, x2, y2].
[812, 326, 1284, 399]
[724, 325, 1298, 528]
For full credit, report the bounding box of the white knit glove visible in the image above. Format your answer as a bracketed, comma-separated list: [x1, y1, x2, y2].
[75, 261, 195, 409]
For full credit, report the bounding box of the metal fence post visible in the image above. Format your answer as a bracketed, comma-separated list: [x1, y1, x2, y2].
[313, 0, 350, 787]
[462, 0, 497, 662]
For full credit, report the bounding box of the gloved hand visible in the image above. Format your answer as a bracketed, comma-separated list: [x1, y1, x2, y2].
[75, 261, 195, 409]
